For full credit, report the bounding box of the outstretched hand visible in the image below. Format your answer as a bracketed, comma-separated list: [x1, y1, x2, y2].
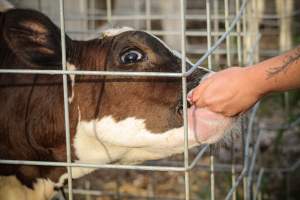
[188, 67, 264, 117]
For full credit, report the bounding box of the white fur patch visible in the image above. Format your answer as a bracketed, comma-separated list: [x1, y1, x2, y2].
[0, 176, 56, 200]
[66, 62, 76, 103]
[73, 116, 199, 166]
[101, 27, 133, 37]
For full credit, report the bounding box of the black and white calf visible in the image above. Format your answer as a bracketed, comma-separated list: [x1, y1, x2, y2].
[0, 9, 236, 200]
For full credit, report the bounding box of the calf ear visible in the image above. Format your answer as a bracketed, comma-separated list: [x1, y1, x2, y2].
[3, 9, 71, 68]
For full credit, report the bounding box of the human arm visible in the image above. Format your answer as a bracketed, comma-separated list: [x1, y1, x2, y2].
[189, 46, 300, 117]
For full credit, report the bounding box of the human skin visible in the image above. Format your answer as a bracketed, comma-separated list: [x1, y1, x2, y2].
[189, 46, 300, 117]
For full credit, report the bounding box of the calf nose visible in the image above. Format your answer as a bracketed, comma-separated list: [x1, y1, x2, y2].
[187, 68, 208, 94]
[176, 63, 211, 115]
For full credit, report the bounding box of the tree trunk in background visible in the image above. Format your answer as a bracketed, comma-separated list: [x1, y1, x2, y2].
[244, 0, 265, 65]
[276, 0, 294, 52]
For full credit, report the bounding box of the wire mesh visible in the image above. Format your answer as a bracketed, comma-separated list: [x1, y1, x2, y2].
[0, 0, 298, 200]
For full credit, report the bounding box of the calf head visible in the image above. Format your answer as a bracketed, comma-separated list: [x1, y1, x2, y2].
[0, 9, 237, 187]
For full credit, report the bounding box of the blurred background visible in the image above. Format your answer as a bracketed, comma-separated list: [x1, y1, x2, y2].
[0, 0, 299, 199]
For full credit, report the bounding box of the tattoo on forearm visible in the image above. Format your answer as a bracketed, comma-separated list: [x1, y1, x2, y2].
[266, 46, 300, 79]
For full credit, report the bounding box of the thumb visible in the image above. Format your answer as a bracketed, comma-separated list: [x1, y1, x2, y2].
[191, 84, 207, 107]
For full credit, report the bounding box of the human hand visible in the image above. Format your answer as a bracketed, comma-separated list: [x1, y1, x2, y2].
[188, 67, 265, 117]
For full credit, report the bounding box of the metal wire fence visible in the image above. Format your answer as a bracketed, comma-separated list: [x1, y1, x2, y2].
[0, 0, 299, 200]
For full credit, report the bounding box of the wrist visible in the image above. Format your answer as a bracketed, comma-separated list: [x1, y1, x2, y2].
[245, 64, 271, 98]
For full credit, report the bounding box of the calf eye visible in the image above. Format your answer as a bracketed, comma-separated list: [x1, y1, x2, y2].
[120, 50, 143, 64]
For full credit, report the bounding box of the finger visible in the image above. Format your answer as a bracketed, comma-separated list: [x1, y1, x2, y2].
[191, 83, 209, 106]
[187, 89, 194, 104]
[194, 98, 206, 108]
[223, 110, 238, 117]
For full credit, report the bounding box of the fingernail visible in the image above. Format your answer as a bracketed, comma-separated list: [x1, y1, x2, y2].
[187, 90, 194, 103]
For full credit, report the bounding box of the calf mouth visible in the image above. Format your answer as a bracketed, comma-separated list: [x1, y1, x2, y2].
[172, 68, 239, 144]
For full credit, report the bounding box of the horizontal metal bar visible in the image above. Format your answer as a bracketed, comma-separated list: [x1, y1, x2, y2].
[0, 66, 214, 77]
[56, 14, 240, 21]
[51, 9, 300, 21]
[0, 159, 185, 172]
[66, 188, 199, 200]
[68, 29, 247, 37]
[0, 158, 292, 174]
[0, 69, 182, 77]
[150, 160, 291, 173]
[184, 0, 249, 76]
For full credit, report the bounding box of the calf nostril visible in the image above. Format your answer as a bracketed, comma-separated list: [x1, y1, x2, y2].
[176, 100, 192, 117]
[176, 104, 183, 116]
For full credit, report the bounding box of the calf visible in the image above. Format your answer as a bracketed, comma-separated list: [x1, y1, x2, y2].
[0, 9, 236, 200]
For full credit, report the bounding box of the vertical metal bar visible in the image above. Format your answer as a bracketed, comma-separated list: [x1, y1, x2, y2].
[242, 4, 248, 198]
[252, 0, 259, 63]
[241, 117, 247, 200]
[116, 175, 121, 200]
[145, 0, 151, 31]
[282, 0, 291, 113]
[210, 150, 215, 200]
[59, 0, 73, 199]
[180, 0, 189, 199]
[231, 140, 236, 200]
[90, 0, 96, 31]
[38, 0, 42, 11]
[206, 1, 215, 200]
[225, 1, 235, 199]
[254, 168, 264, 200]
[242, 1, 247, 65]
[225, 0, 231, 67]
[148, 173, 155, 198]
[206, 0, 212, 70]
[134, 0, 141, 28]
[248, 131, 262, 198]
[106, 0, 112, 24]
[236, 0, 242, 65]
[213, 0, 220, 66]
[244, 103, 260, 200]
[84, 181, 92, 200]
